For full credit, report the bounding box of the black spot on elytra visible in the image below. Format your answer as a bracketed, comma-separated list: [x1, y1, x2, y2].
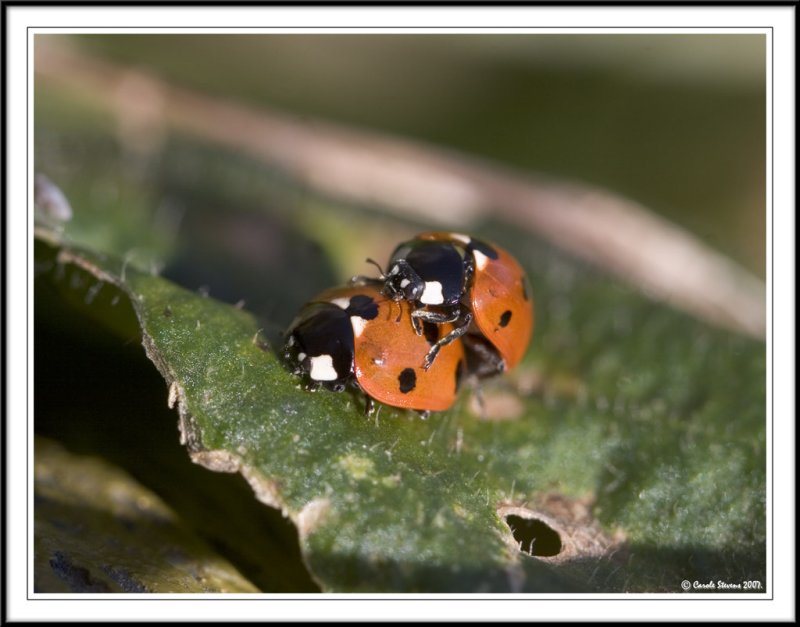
[422, 321, 439, 345]
[398, 368, 417, 393]
[468, 238, 499, 260]
[346, 295, 379, 320]
[499, 310, 513, 328]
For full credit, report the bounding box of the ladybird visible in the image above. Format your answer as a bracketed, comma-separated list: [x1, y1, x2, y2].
[284, 283, 466, 413]
[378, 232, 533, 375]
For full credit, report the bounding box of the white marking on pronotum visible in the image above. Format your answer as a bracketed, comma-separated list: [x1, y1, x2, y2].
[400, 278, 410, 288]
[388, 265, 399, 276]
[350, 316, 367, 338]
[420, 281, 444, 305]
[473, 249, 490, 271]
[449, 232, 471, 245]
[309, 355, 339, 381]
[297, 352, 307, 362]
[330, 297, 351, 310]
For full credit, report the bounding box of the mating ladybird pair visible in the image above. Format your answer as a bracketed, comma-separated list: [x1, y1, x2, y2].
[283, 232, 533, 414]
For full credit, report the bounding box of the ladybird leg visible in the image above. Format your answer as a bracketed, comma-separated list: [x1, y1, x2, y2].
[411, 312, 424, 336]
[422, 311, 473, 371]
[351, 380, 379, 418]
[410, 308, 461, 324]
[416, 409, 431, 420]
[364, 394, 376, 417]
[410, 307, 460, 336]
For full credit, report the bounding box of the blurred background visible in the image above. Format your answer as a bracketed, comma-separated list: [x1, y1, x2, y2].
[33, 32, 768, 594]
[36, 33, 766, 280]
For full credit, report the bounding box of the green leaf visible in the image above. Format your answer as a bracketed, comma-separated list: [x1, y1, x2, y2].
[36, 234, 570, 592]
[33, 68, 764, 591]
[35, 197, 765, 592]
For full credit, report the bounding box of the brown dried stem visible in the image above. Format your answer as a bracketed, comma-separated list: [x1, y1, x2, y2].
[35, 36, 765, 339]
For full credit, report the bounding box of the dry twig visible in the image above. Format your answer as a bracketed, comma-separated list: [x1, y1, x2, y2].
[35, 37, 765, 339]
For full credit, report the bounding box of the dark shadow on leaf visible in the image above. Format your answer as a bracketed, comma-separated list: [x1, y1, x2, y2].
[159, 192, 337, 332]
[304, 548, 583, 593]
[543, 543, 767, 593]
[34, 257, 320, 592]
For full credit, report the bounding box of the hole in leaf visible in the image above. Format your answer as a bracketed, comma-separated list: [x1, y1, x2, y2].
[504, 514, 562, 557]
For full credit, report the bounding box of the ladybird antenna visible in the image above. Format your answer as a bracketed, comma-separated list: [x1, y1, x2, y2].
[365, 257, 386, 278]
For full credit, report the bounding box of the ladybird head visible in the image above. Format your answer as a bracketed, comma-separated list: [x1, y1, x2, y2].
[384, 240, 468, 307]
[383, 259, 425, 302]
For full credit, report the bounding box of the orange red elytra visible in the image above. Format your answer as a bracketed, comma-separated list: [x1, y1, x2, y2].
[380, 232, 533, 377]
[284, 284, 465, 414]
[283, 232, 533, 415]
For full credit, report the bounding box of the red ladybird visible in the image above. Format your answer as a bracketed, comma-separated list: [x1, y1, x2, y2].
[284, 283, 465, 413]
[377, 232, 533, 376]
